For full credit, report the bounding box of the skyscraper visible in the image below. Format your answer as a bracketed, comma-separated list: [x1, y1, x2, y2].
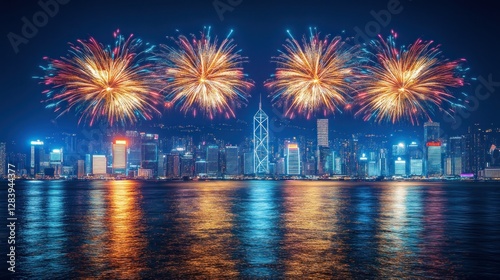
[447, 136, 464, 176]
[243, 152, 254, 175]
[225, 146, 239, 175]
[424, 122, 440, 142]
[206, 145, 219, 177]
[85, 154, 92, 175]
[77, 160, 85, 178]
[317, 119, 329, 147]
[286, 141, 300, 175]
[112, 140, 127, 174]
[410, 159, 423, 176]
[195, 160, 207, 176]
[394, 157, 406, 176]
[424, 122, 440, 175]
[427, 142, 442, 177]
[92, 155, 107, 175]
[166, 153, 180, 178]
[49, 149, 63, 176]
[253, 97, 269, 175]
[181, 153, 194, 177]
[317, 146, 331, 175]
[141, 133, 159, 176]
[465, 124, 487, 176]
[30, 140, 44, 176]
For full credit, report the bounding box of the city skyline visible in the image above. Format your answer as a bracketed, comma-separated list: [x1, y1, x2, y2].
[3, 105, 500, 180]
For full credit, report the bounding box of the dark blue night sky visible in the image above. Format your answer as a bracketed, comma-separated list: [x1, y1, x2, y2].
[1, 0, 499, 143]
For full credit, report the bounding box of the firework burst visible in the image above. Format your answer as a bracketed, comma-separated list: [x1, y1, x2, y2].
[266, 29, 361, 119]
[158, 27, 253, 118]
[39, 30, 162, 126]
[355, 31, 465, 124]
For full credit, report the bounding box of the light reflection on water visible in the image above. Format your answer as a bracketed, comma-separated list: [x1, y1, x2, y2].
[2, 180, 500, 279]
[282, 182, 350, 278]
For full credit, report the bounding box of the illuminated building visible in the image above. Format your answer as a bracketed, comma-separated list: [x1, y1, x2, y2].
[112, 140, 127, 174]
[166, 154, 180, 178]
[49, 148, 63, 176]
[359, 153, 368, 177]
[225, 146, 239, 175]
[138, 168, 153, 179]
[392, 143, 406, 157]
[77, 160, 85, 178]
[427, 141, 442, 177]
[181, 153, 194, 177]
[243, 152, 254, 175]
[394, 157, 406, 176]
[465, 124, 486, 176]
[276, 157, 285, 175]
[126, 131, 141, 171]
[317, 119, 329, 147]
[92, 155, 107, 175]
[423, 122, 440, 175]
[195, 160, 207, 176]
[378, 148, 389, 176]
[317, 146, 331, 175]
[410, 159, 423, 176]
[207, 145, 219, 177]
[446, 136, 464, 175]
[368, 160, 378, 177]
[253, 97, 269, 175]
[141, 133, 159, 176]
[85, 154, 92, 175]
[30, 140, 44, 176]
[286, 142, 300, 175]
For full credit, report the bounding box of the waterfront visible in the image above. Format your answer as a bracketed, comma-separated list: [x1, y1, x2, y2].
[1, 180, 499, 279]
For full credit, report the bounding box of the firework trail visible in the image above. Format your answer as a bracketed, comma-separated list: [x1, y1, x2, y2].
[158, 27, 253, 118]
[38, 30, 162, 126]
[355, 31, 466, 124]
[266, 28, 361, 119]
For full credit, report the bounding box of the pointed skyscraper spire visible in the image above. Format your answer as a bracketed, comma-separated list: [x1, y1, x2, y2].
[259, 93, 262, 110]
[254, 94, 269, 175]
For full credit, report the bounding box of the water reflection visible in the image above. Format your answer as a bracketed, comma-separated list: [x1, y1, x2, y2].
[22, 181, 69, 275]
[177, 182, 239, 278]
[237, 181, 281, 278]
[420, 187, 454, 277]
[376, 183, 422, 278]
[282, 182, 350, 278]
[9, 180, 500, 278]
[106, 180, 146, 278]
[71, 182, 108, 278]
[350, 186, 378, 277]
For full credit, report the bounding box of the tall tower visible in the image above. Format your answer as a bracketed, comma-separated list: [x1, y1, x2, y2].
[30, 140, 44, 176]
[253, 95, 269, 175]
[317, 119, 329, 147]
[423, 122, 440, 176]
[317, 119, 329, 175]
[286, 141, 301, 175]
[112, 140, 127, 174]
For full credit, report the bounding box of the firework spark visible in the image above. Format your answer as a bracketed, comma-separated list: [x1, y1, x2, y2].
[158, 27, 253, 118]
[265, 29, 360, 119]
[355, 31, 465, 124]
[39, 30, 162, 126]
